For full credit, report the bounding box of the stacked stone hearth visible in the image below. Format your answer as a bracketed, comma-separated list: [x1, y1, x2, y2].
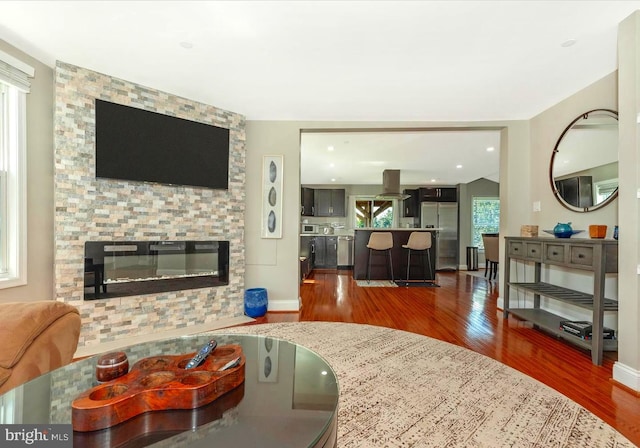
[54, 62, 246, 348]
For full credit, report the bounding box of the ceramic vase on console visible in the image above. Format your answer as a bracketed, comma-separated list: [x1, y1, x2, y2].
[553, 222, 573, 238]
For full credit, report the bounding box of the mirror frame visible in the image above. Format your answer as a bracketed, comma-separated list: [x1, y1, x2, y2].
[549, 108, 618, 213]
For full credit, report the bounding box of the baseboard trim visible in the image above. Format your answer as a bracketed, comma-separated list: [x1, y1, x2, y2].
[268, 298, 300, 312]
[74, 315, 255, 359]
[613, 361, 640, 392]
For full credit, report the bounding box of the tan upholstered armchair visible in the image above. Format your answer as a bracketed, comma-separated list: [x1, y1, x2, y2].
[0, 301, 81, 394]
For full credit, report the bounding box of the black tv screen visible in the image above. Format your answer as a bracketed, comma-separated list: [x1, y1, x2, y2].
[95, 99, 229, 189]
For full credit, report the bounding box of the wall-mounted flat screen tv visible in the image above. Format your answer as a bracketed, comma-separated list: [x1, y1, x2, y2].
[95, 99, 230, 190]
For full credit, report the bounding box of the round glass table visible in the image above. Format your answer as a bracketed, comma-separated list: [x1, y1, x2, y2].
[0, 334, 339, 447]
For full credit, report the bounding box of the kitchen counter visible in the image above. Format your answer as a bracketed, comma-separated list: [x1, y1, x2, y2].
[357, 227, 442, 231]
[299, 230, 354, 237]
[353, 229, 437, 280]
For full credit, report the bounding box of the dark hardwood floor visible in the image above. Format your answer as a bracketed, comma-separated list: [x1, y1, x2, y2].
[248, 269, 640, 446]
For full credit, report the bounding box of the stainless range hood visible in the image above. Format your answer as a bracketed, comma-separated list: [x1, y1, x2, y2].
[375, 169, 410, 200]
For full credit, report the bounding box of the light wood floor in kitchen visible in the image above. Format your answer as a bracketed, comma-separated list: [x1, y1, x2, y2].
[246, 269, 640, 446]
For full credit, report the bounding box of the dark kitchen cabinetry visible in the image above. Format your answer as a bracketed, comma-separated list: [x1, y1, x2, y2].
[402, 189, 419, 217]
[314, 189, 346, 217]
[555, 176, 593, 208]
[300, 236, 315, 267]
[300, 236, 315, 281]
[314, 236, 338, 268]
[301, 187, 315, 216]
[420, 187, 457, 202]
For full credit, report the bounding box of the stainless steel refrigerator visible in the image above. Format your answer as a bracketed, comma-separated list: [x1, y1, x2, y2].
[420, 202, 459, 271]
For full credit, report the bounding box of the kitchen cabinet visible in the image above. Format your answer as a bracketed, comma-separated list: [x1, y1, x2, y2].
[402, 189, 419, 217]
[419, 187, 457, 202]
[314, 189, 346, 217]
[300, 236, 315, 266]
[503, 236, 618, 365]
[300, 236, 315, 282]
[301, 187, 315, 216]
[314, 236, 338, 268]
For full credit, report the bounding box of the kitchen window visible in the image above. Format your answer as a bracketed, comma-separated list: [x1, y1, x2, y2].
[0, 52, 32, 288]
[354, 198, 395, 228]
[471, 197, 500, 249]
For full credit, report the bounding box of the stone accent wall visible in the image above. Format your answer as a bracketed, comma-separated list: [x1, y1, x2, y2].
[54, 62, 246, 348]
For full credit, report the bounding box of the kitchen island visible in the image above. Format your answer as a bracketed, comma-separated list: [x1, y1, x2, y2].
[353, 228, 438, 281]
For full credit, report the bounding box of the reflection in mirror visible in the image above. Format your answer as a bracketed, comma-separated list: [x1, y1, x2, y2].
[550, 109, 618, 212]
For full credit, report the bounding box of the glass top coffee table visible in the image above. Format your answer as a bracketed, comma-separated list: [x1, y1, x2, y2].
[0, 334, 339, 448]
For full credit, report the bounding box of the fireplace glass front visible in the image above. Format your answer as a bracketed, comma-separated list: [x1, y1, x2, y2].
[84, 241, 229, 300]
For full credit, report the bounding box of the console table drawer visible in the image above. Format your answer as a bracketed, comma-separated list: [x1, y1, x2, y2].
[544, 243, 565, 263]
[569, 245, 594, 267]
[508, 240, 542, 261]
[507, 241, 525, 259]
[525, 242, 543, 261]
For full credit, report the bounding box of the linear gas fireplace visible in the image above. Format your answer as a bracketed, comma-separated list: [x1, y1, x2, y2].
[84, 240, 229, 300]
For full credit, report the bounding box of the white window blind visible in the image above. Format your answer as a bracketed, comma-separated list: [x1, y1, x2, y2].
[0, 49, 33, 93]
[0, 51, 30, 287]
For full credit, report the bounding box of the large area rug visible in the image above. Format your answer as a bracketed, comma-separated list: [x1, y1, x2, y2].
[213, 322, 633, 447]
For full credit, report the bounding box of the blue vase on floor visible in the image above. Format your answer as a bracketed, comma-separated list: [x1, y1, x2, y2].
[244, 288, 268, 317]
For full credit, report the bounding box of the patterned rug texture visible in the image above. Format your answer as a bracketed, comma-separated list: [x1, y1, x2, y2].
[214, 322, 633, 448]
[355, 280, 397, 287]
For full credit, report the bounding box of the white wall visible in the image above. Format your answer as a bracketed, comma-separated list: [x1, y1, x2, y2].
[615, 11, 640, 391]
[245, 121, 531, 309]
[0, 40, 54, 303]
[529, 72, 618, 233]
[522, 73, 619, 304]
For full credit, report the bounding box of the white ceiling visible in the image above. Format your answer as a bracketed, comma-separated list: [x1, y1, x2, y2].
[0, 1, 636, 185]
[300, 130, 501, 185]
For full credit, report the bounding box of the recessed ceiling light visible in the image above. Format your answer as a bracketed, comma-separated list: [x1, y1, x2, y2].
[331, 178, 336, 182]
[179, 41, 194, 49]
[327, 146, 334, 151]
[329, 163, 335, 168]
[561, 38, 577, 48]
[456, 164, 463, 169]
[431, 179, 437, 183]
[486, 146, 495, 152]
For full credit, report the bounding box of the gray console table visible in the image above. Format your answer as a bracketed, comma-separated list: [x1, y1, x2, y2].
[503, 236, 618, 365]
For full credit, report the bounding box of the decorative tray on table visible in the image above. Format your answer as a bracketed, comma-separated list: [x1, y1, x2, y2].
[72, 344, 245, 432]
[542, 229, 584, 238]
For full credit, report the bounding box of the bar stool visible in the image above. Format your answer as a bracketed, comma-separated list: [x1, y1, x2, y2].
[402, 232, 433, 281]
[366, 232, 394, 283]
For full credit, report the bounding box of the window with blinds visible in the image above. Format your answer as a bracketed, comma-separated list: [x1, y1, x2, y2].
[0, 50, 31, 288]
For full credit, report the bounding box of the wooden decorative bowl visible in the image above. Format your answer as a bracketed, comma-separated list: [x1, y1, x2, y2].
[72, 344, 245, 432]
[73, 381, 245, 447]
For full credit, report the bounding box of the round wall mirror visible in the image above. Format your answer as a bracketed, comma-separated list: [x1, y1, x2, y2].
[549, 109, 618, 212]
